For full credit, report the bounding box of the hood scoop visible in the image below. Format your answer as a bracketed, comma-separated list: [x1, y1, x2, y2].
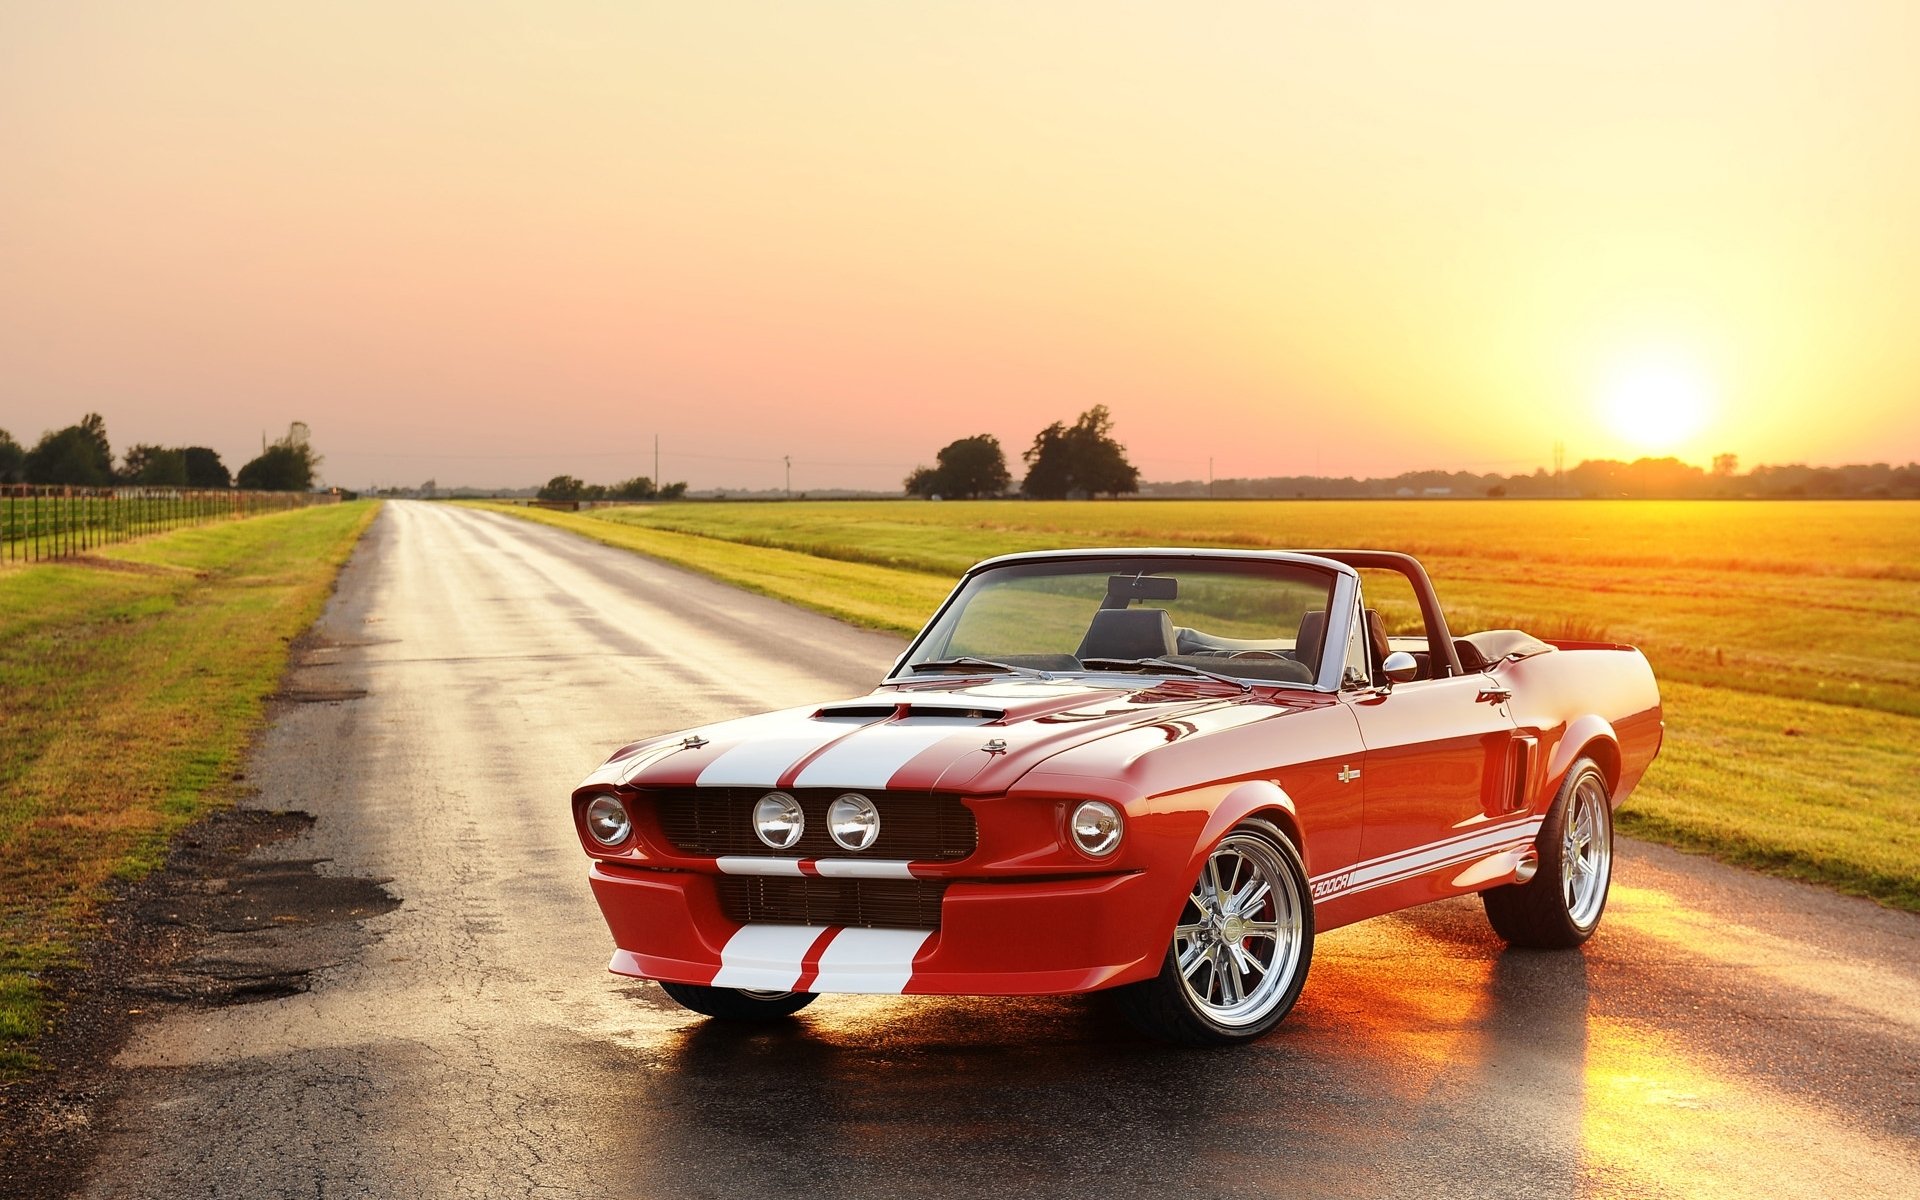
[814, 701, 1004, 725]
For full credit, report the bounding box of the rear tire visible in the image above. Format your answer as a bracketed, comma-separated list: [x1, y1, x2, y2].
[1482, 757, 1614, 948]
[657, 981, 817, 1021]
[1113, 818, 1314, 1046]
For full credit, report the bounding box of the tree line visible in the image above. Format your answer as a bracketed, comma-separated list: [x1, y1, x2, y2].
[0, 414, 323, 491]
[1149, 455, 1920, 500]
[905, 405, 1141, 499]
[537, 474, 689, 502]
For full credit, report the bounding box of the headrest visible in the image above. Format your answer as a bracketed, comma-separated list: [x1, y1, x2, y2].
[1364, 609, 1391, 666]
[1295, 610, 1327, 668]
[1076, 608, 1178, 661]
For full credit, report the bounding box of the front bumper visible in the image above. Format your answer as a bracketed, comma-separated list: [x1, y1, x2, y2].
[588, 861, 1168, 995]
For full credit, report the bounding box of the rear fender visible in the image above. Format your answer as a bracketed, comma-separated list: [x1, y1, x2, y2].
[1545, 714, 1620, 801]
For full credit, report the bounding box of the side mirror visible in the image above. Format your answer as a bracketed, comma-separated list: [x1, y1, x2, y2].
[1381, 651, 1419, 684]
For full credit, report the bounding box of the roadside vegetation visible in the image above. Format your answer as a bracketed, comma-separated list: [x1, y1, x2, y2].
[471, 497, 1920, 912]
[0, 501, 377, 1076]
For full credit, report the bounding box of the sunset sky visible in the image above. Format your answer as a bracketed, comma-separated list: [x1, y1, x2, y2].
[3, 2, 1917, 491]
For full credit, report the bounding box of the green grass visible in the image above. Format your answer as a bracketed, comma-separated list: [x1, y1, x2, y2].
[471, 498, 1920, 912]
[0, 501, 378, 1076]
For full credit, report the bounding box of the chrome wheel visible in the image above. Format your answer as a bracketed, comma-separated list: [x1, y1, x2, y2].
[1172, 832, 1306, 1027]
[1562, 772, 1612, 929]
[1482, 756, 1614, 949]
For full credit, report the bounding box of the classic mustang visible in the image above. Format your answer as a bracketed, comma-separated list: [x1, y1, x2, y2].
[573, 549, 1662, 1044]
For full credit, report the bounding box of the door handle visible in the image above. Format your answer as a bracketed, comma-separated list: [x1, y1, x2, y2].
[1476, 685, 1512, 704]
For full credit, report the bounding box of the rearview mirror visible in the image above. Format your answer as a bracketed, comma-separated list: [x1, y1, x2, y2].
[1382, 651, 1419, 684]
[1104, 574, 1178, 604]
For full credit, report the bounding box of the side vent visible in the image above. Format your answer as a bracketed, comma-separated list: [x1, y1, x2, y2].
[1501, 734, 1537, 815]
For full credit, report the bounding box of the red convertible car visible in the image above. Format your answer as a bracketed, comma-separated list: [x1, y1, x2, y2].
[573, 549, 1662, 1044]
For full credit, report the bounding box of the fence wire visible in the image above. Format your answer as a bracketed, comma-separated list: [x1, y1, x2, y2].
[1, 485, 340, 564]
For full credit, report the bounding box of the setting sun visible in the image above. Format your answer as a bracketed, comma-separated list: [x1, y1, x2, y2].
[1599, 353, 1717, 454]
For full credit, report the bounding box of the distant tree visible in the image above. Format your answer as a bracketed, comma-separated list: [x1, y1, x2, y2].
[906, 434, 1010, 499]
[658, 481, 688, 500]
[420, 478, 438, 498]
[236, 423, 322, 491]
[903, 465, 940, 497]
[1020, 422, 1073, 499]
[24, 414, 115, 485]
[538, 475, 587, 501]
[1021, 405, 1139, 499]
[1712, 453, 1739, 477]
[1486, 484, 1507, 498]
[182, 446, 231, 488]
[120, 443, 189, 486]
[611, 476, 658, 500]
[0, 429, 23, 483]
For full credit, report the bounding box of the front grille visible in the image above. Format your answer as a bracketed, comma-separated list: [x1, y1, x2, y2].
[650, 788, 976, 861]
[716, 876, 947, 930]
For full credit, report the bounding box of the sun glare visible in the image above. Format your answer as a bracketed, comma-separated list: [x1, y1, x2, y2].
[1598, 353, 1716, 453]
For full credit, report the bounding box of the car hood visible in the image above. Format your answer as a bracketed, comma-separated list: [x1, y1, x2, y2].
[577, 678, 1258, 796]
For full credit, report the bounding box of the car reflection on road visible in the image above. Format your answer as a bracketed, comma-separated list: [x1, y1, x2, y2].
[586, 895, 1914, 1199]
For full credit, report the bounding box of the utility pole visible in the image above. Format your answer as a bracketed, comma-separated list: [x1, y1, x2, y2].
[654, 434, 660, 492]
[1208, 457, 1214, 499]
[783, 455, 792, 499]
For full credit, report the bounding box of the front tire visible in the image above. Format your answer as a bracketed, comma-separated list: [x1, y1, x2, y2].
[1482, 757, 1614, 948]
[657, 981, 817, 1021]
[1113, 819, 1315, 1046]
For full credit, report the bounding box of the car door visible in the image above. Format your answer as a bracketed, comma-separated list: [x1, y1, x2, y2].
[1339, 608, 1520, 904]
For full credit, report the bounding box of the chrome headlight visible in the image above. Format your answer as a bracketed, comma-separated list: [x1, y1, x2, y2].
[827, 792, 881, 851]
[753, 791, 806, 850]
[584, 794, 632, 846]
[1070, 800, 1123, 857]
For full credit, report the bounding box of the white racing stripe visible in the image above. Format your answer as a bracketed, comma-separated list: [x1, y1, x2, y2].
[813, 859, 917, 880]
[710, 925, 822, 990]
[1314, 817, 1545, 901]
[809, 928, 934, 994]
[792, 723, 971, 788]
[697, 731, 849, 787]
[712, 857, 918, 879]
[714, 856, 806, 876]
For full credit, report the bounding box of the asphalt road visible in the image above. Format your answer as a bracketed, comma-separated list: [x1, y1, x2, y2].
[75, 501, 1920, 1199]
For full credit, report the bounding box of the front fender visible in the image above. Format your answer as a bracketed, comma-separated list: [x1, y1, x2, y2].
[1121, 780, 1304, 977]
[1186, 779, 1303, 877]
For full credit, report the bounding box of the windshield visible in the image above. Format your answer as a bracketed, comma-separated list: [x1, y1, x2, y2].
[897, 557, 1339, 686]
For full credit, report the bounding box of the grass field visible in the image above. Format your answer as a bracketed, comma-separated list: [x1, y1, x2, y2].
[0, 501, 378, 1075]
[473, 498, 1920, 912]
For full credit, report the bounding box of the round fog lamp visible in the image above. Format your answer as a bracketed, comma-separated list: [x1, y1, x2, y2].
[1070, 800, 1123, 857]
[753, 791, 806, 850]
[827, 792, 881, 851]
[584, 794, 632, 846]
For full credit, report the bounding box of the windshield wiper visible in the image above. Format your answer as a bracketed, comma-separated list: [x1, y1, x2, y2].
[908, 656, 1052, 679]
[1079, 657, 1253, 693]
